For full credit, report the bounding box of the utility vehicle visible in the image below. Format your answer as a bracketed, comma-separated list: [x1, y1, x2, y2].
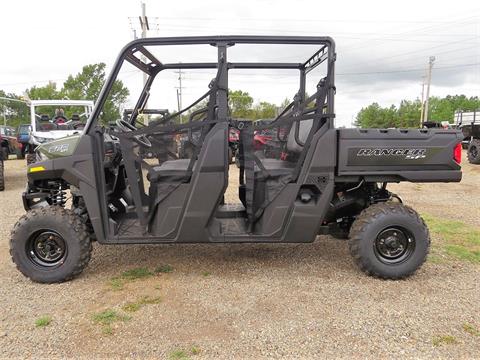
[26, 99, 94, 164]
[11, 36, 463, 283]
[454, 110, 480, 164]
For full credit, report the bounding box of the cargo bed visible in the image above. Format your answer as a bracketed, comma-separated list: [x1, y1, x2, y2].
[337, 128, 463, 182]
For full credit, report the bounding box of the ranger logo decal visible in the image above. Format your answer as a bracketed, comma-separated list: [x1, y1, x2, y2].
[48, 143, 70, 153]
[356, 148, 426, 160]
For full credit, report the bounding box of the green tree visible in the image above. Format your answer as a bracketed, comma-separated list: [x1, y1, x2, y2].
[355, 103, 398, 128]
[356, 95, 480, 128]
[229, 89, 253, 118]
[25, 81, 62, 100]
[0, 90, 30, 128]
[24, 82, 63, 121]
[397, 99, 421, 127]
[63, 63, 129, 123]
[252, 101, 277, 119]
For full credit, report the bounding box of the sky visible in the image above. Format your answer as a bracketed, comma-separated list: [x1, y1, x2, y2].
[0, 0, 479, 127]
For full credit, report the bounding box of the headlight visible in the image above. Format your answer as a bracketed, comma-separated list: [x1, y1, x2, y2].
[33, 136, 49, 144]
[37, 151, 49, 161]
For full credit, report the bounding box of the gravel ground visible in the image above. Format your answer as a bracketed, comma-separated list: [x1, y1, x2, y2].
[0, 154, 479, 359]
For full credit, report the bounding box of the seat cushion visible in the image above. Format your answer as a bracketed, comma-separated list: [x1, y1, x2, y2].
[147, 159, 192, 182]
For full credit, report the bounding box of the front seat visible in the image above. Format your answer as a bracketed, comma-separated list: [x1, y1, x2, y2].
[147, 159, 193, 183]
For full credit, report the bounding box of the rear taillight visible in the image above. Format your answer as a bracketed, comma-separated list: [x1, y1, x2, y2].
[453, 143, 462, 164]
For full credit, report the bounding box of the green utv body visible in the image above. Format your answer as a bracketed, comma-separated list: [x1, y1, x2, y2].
[11, 36, 463, 283]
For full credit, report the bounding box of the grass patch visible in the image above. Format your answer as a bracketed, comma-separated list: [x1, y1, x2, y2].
[35, 316, 52, 327]
[122, 296, 162, 313]
[201, 271, 211, 277]
[102, 325, 113, 335]
[169, 350, 189, 360]
[463, 323, 480, 336]
[169, 346, 200, 359]
[432, 335, 458, 346]
[121, 267, 153, 280]
[422, 214, 480, 263]
[122, 302, 142, 313]
[108, 267, 155, 290]
[92, 309, 130, 325]
[155, 264, 174, 273]
[109, 277, 125, 291]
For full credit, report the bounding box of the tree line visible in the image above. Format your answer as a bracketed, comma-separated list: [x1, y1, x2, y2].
[1, 67, 284, 129]
[0, 63, 129, 128]
[355, 95, 480, 128]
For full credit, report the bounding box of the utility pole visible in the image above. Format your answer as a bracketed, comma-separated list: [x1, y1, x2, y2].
[175, 68, 184, 122]
[423, 56, 435, 123]
[420, 76, 425, 126]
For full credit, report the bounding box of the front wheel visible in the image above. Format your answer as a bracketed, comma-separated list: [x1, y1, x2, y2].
[26, 153, 37, 165]
[10, 207, 92, 283]
[348, 202, 430, 279]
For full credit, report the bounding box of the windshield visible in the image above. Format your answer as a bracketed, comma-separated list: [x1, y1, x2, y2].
[33, 105, 91, 132]
[18, 125, 31, 134]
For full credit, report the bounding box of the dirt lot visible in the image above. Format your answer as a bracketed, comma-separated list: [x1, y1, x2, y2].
[0, 155, 479, 359]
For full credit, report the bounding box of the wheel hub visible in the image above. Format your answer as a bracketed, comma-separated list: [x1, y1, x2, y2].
[374, 227, 415, 264]
[28, 231, 66, 267]
[470, 145, 478, 158]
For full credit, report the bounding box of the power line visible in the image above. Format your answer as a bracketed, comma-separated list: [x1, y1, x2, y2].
[336, 62, 478, 76]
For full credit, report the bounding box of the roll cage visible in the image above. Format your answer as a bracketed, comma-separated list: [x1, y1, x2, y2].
[86, 36, 336, 133]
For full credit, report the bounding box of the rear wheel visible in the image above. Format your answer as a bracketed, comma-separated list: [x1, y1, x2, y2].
[348, 202, 430, 279]
[467, 139, 480, 164]
[10, 207, 92, 283]
[26, 153, 36, 165]
[0, 160, 4, 191]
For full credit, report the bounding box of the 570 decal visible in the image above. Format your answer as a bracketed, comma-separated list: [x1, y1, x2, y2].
[357, 148, 427, 160]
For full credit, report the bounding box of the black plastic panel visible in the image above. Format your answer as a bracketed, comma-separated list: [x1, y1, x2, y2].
[337, 128, 462, 182]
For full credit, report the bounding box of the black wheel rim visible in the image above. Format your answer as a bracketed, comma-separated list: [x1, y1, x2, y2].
[374, 227, 415, 264]
[27, 231, 67, 267]
[470, 145, 478, 159]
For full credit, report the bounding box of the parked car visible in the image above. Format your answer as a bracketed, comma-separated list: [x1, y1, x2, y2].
[0, 125, 21, 160]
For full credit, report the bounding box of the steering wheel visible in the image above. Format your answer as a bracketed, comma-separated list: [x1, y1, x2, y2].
[115, 119, 152, 148]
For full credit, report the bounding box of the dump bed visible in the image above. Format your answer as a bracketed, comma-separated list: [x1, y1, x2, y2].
[337, 128, 462, 182]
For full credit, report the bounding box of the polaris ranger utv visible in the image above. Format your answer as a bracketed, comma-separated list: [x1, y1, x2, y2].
[454, 110, 480, 164]
[11, 36, 463, 283]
